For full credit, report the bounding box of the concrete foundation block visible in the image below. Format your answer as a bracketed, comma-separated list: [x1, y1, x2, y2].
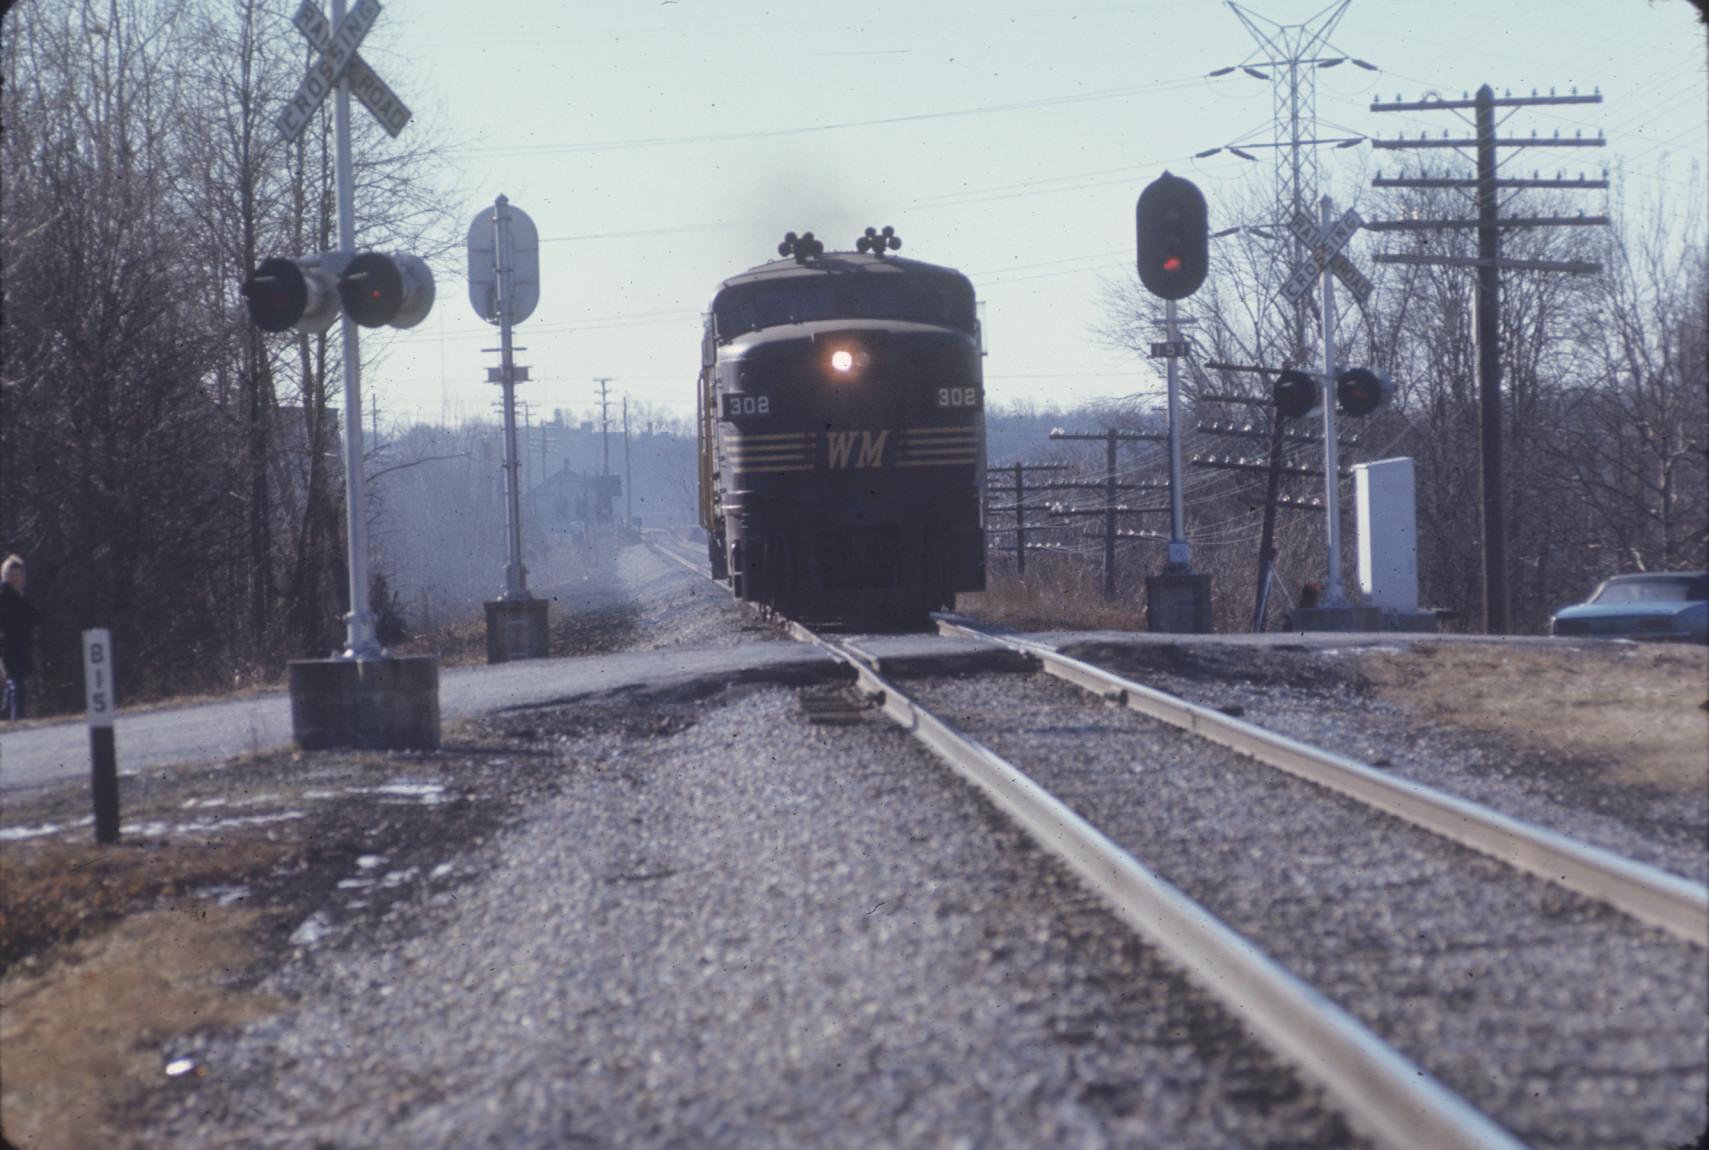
[1378, 609, 1442, 633]
[289, 655, 441, 751]
[485, 598, 551, 663]
[1146, 573, 1214, 634]
[1285, 605, 1443, 633]
[1287, 605, 1385, 633]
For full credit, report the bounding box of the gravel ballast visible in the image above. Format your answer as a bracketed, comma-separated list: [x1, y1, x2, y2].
[1056, 638, 1709, 885]
[907, 670, 1708, 1149]
[148, 683, 1367, 1149]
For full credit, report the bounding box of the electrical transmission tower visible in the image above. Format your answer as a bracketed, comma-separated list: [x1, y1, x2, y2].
[1202, 0, 1376, 362]
[1198, 1, 1375, 626]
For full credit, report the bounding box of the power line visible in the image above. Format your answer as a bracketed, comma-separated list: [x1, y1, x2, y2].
[448, 72, 1213, 159]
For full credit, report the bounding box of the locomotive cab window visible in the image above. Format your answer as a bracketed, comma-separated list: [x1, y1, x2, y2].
[714, 273, 976, 339]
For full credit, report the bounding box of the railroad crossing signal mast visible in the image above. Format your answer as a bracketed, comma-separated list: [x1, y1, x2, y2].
[244, 0, 439, 749]
[1135, 172, 1213, 632]
[1277, 197, 1387, 610]
[1370, 84, 1606, 634]
[468, 196, 550, 663]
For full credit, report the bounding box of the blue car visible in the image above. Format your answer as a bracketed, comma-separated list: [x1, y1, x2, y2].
[1550, 571, 1708, 643]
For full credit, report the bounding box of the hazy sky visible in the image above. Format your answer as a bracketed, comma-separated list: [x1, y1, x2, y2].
[340, 0, 1707, 428]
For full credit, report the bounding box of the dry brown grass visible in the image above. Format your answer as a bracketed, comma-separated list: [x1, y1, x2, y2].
[1, 904, 280, 1150]
[0, 837, 294, 972]
[957, 568, 1146, 632]
[1358, 642, 1709, 792]
[391, 615, 489, 667]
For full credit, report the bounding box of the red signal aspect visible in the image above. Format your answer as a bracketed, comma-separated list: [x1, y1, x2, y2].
[1163, 257, 1182, 272]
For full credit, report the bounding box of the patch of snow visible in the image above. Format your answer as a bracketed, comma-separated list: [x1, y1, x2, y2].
[0, 823, 63, 842]
[197, 884, 252, 905]
[289, 911, 331, 947]
[374, 781, 446, 806]
[176, 811, 306, 835]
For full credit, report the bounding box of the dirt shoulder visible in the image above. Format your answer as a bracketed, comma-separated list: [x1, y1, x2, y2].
[1354, 641, 1707, 793]
[0, 536, 765, 1150]
[0, 719, 562, 1150]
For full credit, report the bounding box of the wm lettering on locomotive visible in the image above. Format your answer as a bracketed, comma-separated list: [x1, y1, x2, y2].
[826, 430, 890, 469]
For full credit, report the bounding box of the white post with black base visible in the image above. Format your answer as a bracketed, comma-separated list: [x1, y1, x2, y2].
[83, 629, 120, 844]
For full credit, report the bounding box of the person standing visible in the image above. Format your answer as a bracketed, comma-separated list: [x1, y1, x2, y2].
[0, 554, 43, 720]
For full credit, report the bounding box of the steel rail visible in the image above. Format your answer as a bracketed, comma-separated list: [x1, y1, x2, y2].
[643, 531, 714, 577]
[645, 541, 1523, 1144]
[934, 616, 1709, 949]
[781, 621, 1525, 1150]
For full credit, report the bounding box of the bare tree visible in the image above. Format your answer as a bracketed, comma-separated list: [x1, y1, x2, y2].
[1549, 174, 1708, 584]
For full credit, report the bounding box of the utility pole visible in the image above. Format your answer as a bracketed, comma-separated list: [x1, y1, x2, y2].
[522, 400, 532, 506]
[1317, 197, 1346, 605]
[984, 462, 1074, 576]
[622, 395, 633, 529]
[1370, 84, 1605, 633]
[594, 378, 613, 478]
[1048, 428, 1171, 599]
[1015, 462, 1027, 575]
[1252, 405, 1290, 629]
[591, 376, 615, 525]
[1197, 379, 1298, 630]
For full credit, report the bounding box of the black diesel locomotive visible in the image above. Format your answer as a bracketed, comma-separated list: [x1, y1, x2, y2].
[697, 229, 986, 627]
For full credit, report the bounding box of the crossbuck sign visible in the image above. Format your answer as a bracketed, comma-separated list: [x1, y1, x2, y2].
[278, 0, 411, 141]
[1282, 206, 1374, 305]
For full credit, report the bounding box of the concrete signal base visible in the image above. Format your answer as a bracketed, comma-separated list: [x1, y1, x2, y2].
[1146, 573, 1214, 633]
[485, 598, 551, 663]
[289, 655, 441, 751]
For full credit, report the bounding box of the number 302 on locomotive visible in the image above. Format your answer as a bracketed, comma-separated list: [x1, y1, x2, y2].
[720, 393, 771, 418]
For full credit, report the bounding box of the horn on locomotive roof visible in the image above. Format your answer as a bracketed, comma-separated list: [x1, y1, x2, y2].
[778, 231, 825, 261]
[855, 225, 901, 256]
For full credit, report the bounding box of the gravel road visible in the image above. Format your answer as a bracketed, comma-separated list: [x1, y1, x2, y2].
[905, 670, 1708, 1149]
[0, 547, 795, 793]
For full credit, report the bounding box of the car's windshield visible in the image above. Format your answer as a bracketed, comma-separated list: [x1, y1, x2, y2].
[1591, 576, 1708, 604]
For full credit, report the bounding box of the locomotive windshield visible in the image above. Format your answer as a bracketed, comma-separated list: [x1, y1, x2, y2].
[715, 272, 976, 338]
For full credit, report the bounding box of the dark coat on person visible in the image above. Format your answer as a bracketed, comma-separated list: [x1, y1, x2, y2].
[0, 583, 42, 678]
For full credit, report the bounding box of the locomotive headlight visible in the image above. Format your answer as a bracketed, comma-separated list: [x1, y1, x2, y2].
[826, 346, 869, 377]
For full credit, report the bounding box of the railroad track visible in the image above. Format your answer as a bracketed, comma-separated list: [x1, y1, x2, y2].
[643, 535, 1707, 1148]
[931, 615, 1709, 949]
